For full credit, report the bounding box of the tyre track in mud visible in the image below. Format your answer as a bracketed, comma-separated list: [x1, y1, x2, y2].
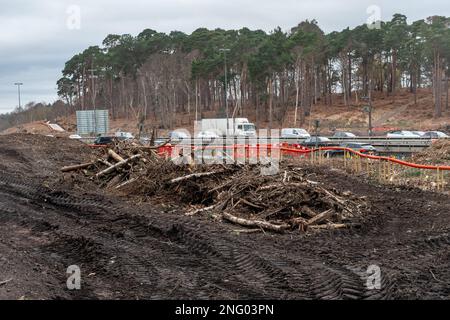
[1, 169, 448, 299]
[1, 134, 450, 299]
[0, 172, 320, 299]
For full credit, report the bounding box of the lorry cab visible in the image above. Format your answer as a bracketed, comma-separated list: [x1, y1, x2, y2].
[235, 122, 256, 137]
[199, 118, 256, 137]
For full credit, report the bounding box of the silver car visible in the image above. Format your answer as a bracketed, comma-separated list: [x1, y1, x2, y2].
[423, 131, 449, 139]
[333, 131, 356, 138]
[387, 131, 421, 138]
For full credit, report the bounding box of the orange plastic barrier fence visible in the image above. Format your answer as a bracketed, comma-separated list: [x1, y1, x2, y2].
[281, 146, 450, 171]
[157, 144, 450, 171]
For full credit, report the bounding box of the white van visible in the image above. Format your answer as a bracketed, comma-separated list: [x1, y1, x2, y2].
[281, 128, 311, 138]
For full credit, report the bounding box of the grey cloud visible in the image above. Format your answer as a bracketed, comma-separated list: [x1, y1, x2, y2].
[0, 0, 449, 113]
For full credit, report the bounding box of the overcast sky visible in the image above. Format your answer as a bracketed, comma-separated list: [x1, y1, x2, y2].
[0, 0, 449, 114]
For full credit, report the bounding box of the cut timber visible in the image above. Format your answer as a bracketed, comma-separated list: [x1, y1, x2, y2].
[319, 186, 346, 206]
[258, 182, 306, 191]
[240, 198, 265, 209]
[301, 206, 318, 218]
[309, 223, 352, 230]
[169, 171, 217, 184]
[115, 178, 137, 190]
[108, 149, 125, 162]
[232, 229, 262, 234]
[222, 212, 290, 233]
[98, 159, 113, 167]
[306, 209, 334, 226]
[106, 174, 125, 189]
[186, 205, 216, 216]
[61, 162, 95, 172]
[95, 154, 141, 178]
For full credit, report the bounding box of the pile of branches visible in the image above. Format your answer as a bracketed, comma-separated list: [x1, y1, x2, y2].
[183, 165, 368, 233]
[413, 140, 450, 165]
[62, 143, 369, 233]
[61, 139, 167, 191]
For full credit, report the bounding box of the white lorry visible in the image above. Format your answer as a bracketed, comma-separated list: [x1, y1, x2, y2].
[198, 118, 257, 137]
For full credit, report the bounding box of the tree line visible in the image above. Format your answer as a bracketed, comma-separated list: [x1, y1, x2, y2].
[2, 14, 449, 132]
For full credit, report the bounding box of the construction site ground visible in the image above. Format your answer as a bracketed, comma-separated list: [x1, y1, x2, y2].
[0, 134, 449, 300]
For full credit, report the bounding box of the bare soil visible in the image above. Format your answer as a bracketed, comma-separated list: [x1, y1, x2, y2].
[0, 133, 449, 300]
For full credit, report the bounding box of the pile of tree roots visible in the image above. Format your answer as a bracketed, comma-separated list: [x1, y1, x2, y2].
[62, 142, 369, 233]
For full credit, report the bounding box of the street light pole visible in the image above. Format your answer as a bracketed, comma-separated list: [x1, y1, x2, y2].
[88, 60, 99, 135]
[220, 48, 230, 134]
[14, 82, 23, 110]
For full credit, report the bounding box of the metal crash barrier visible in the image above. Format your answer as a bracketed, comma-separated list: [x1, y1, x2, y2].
[157, 143, 449, 191]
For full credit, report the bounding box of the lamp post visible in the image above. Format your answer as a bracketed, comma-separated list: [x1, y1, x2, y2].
[88, 64, 98, 135]
[219, 48, 230, 134]
[14, 82, 23, 110]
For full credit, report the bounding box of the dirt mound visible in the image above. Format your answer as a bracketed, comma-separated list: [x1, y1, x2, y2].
[0, 134, 96, 188]
[412, 140, 450, 165]
[1, 121, 69, 136]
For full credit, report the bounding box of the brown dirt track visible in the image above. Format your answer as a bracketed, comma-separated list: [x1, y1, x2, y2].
[0, 134, 449, 300]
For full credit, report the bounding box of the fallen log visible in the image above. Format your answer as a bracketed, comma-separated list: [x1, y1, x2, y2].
[306, 209, 334, 226]
[318, 186, 347, 206]
[186, 205, 216, 216]
[208, 180, 234, 194]
[61, 162, 95, 172]
[222, 212, 290, 233]
[232, 229, 262, 234]
[240, 198, 265, 209]
[98, 158, 113, 167]
[108, 149, 125, 162]
[309, 223, 350, 230]
[169, 171, 217, 184]
[301, 206, 318, 218]
[95, 154, 141, 178]
[115, 178, 137, 190]
[106, 174, 125, 189]
[258, 182, 306, 191]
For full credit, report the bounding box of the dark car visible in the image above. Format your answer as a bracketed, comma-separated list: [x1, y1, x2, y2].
[301, 136, 332, 147]
[324, 142, 377, 158]
[93, 136, 114, 146]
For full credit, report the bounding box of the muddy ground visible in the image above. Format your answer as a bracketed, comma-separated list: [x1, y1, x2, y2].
[0, 134, 449, 300]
